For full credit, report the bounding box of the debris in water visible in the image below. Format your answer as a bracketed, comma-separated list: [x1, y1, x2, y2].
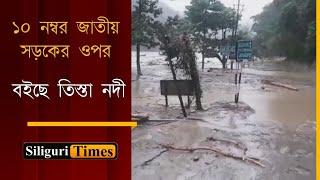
[286, 165, 311, 176]
[261, 80, 299, 91]
[132, 114, 149, 122]
[160, 144, 265, 168]
[192, 157, 200, 162]
[141, 149, 169, 167]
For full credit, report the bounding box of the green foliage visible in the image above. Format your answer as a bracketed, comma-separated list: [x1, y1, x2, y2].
[252, 0, 315, 62]
[132, 0, 162, 48]
[155, 16, 194, 74]
[156, 16, 189, 44]
[132, 0, 162, 78]
[305, 21, 315, 58]
[155, 16, 192, 75]
[185, 0, 236, 53]
[156, 16, 203, 110]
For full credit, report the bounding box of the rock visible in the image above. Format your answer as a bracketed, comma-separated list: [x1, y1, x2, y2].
[193, 157, 200, 162]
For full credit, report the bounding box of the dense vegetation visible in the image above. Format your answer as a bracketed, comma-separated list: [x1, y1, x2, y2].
[132, 0, 162, 79]
[132, 0, 239, 78]
[252, 0, 315, 62]
[132, 0, 316, 77]
[185, 0, 236, 69]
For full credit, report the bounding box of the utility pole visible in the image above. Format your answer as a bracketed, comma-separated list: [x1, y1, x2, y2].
[231, 0, 242, 70]
[234, 0, 241, 40]
[231, 5, 236, 38]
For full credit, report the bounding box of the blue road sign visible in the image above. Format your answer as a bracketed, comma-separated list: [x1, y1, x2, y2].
[220, 45, 235, 56]
[237, 40, 253, 60]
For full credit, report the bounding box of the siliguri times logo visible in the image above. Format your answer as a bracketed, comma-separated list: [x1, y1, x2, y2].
[24, 142, 117, 160]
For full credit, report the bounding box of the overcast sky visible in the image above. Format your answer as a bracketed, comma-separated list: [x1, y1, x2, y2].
[161, 0, 273, 27]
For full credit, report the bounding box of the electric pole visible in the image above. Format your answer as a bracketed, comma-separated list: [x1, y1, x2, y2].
[234, 0, 241, 41]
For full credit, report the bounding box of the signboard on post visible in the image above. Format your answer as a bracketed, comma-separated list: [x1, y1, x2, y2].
[220, 45, 235, 57]
[160, 80, 194, 108]
[237, 40, 252, 61]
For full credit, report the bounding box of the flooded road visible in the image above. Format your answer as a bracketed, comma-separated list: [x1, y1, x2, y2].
[132, 52, 315, 180]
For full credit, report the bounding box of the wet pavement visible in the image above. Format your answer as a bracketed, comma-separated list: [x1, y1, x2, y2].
[132, 52, 315, 180]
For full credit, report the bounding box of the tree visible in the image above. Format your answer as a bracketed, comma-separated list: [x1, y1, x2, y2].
[185, 0, 236, 70]
[185, 0, 215, 70]
[132, 0, 162, 79]
[181, 36, 203, 110]
[219, 7, 236, 40]
[156, 16, 203, 110]
[252, 0, 315, 62]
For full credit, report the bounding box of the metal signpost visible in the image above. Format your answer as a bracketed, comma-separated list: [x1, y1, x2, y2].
[234, 40, 252, 103]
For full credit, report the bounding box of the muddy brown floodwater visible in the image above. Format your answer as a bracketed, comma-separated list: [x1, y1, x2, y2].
[132, 52, 315, 180]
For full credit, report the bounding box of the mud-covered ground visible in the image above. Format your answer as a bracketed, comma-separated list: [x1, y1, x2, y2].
[132, 52, 315, 180]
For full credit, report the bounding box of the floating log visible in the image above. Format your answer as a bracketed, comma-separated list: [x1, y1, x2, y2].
[132, 115, 149, 122]
[262, 80, 298, 91]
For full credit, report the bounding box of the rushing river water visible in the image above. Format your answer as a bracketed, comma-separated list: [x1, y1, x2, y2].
[132, 52, 315, 180]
